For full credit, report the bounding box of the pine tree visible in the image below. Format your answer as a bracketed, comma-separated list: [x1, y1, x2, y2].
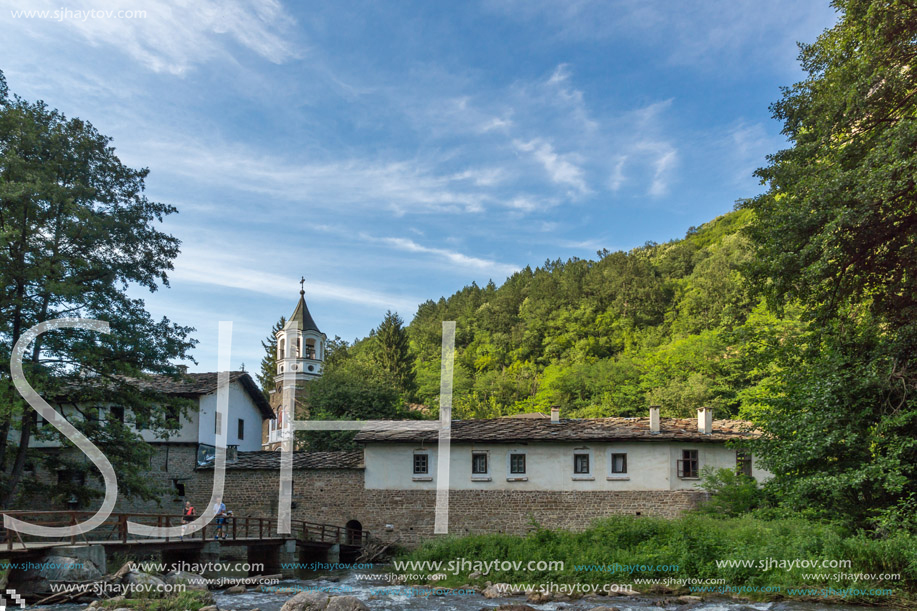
[372, 311, 415, 396]
[0, 70, 195, 507]
[257, 316, 285, 396]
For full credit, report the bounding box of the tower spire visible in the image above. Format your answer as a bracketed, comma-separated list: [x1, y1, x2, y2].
[299, 275, 305, 296]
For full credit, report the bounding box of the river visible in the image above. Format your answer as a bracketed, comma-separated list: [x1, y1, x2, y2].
[34, 569, 900, 611]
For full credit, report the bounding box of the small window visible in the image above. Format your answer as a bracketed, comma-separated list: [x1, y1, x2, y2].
[678, 449, 699, 478]
[736, 451, 752, 477]
[34, 412, 45, 428]
[611, 453, 627, 474]
[574, 453, 590, 474]
[110, 406, 125, 424]
[510, 453, 526, 474]
[237, 418, 245, 440]
[278, 338, 285, 358]
[413, 453, 429, 475]
[472, 452, 488, 474]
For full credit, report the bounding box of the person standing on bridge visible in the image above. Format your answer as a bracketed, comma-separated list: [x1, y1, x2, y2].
[181, 501, 195, 540]
[213, 497, 226, 540]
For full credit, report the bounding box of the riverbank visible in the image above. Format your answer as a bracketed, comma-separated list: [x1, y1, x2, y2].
[395, 514, 916, 607]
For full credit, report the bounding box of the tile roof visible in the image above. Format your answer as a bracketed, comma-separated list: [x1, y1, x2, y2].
[286, 291, 321, 334]
[118, 371, 273, 419]
[198, 450, 364, 470]
[354, 417, 758, 444]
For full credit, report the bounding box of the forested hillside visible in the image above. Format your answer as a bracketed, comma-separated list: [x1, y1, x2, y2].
[262, 0, 917, 530]
[407, 208, 788, 420]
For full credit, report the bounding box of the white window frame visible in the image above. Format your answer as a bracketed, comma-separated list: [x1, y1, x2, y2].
[572, 448, 594, 480]
[412, 449, 433, 481]
[471, 450, 491, 482]
[607, 449, 629, 480]
[506, 450, 528, 482]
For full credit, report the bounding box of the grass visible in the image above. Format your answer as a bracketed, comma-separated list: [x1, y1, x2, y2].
[397, 513, 917, 605]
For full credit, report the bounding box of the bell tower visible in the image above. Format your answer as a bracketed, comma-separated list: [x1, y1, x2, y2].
[275, 278, 326, 386]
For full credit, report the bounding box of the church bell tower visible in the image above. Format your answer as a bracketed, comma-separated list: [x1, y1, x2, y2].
[275, 280, 326, 387]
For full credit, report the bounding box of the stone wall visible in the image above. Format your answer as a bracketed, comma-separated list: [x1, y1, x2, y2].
[19, 444, 198, 516]
[187, 468, 708, 547]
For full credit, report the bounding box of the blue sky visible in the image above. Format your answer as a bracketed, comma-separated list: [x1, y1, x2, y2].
[0, 0, 838, 373]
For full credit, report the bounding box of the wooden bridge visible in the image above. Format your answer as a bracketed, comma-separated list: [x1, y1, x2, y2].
[0, 510, 368, 558]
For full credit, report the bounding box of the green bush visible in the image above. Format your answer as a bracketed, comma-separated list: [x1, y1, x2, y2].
[697, 467, 765, 516]
[397, 514, 917, 603]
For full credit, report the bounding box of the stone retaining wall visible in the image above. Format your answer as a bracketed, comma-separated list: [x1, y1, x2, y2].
[187, 468, 708, 547]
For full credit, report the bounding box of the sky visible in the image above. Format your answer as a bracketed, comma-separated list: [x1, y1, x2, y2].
[0, 0, 839, 373]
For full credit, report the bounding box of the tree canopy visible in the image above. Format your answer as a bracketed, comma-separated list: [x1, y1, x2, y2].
[0, 71, 195, 507]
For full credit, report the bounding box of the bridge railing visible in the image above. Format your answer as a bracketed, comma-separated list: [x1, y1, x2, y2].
[0, 511, 369, 550]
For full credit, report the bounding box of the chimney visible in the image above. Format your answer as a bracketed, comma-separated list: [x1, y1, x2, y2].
[649, 406, 660, 433]
[177, 364, 188, 375]
[698, 407, 713, 435]
[550, 406, 560, 423]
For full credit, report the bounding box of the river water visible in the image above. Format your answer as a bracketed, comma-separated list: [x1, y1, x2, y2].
[36, 570, 899, 611]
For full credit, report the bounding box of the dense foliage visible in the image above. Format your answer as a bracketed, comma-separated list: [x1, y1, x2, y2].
[0, 71, 195, 507]
[407, 210, 761, 420]
[741, 0, 917, 530]
[401, 514, 916, 603]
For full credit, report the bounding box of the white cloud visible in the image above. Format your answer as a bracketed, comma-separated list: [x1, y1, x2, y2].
[171, 244, 418, 312]
[365, 235, 519, 278]
[514, 138, 588, 194]
[609, 156, 627, 192]
[6, 0, 300, 75]
[648, 147, 678, 197]
[137, 136, 493, 215]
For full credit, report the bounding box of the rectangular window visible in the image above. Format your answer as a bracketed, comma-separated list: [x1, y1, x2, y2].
[510, 453, 526, 474]
[611, 453, 627, 474]
[678, 450, 699, 478]
[736, 451, 752, 477]
[237, 418, 245, 440]
[472, 452, 488, 474]
[413, 453, 428, 475]
[110, 406, 125, 424]
[574, 453, 590, 474]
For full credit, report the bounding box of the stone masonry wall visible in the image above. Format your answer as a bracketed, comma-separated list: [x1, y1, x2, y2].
[187, 468, 708, 547]
[20, 444, 198, 516]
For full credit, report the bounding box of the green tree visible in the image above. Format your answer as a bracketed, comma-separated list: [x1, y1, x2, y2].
[743, 0, 917, 334]
[298, 361, 407, 451]
[0, 71, 195, 507]
[257, 316, 285, 396]
[372, 310, 415, 396]
[741, 1, 917, 528]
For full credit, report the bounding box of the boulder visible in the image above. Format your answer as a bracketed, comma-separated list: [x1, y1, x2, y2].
[491, 605, 538, 611]
[588, 607, 622, 611]
[12, 554, 104, 598]
[122, 571, 166, 597]
[164, 570, 209, 591]
[526, 590, 551, 603]
[199, 606, 218, 611]
[280, 590, 331, 611]
[325, 596, 370, 611]
[225, 584, 247, 594]
[677, 595, 703, 603]
[124, 571, 166, 588]
[482, 582, 513, 598]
